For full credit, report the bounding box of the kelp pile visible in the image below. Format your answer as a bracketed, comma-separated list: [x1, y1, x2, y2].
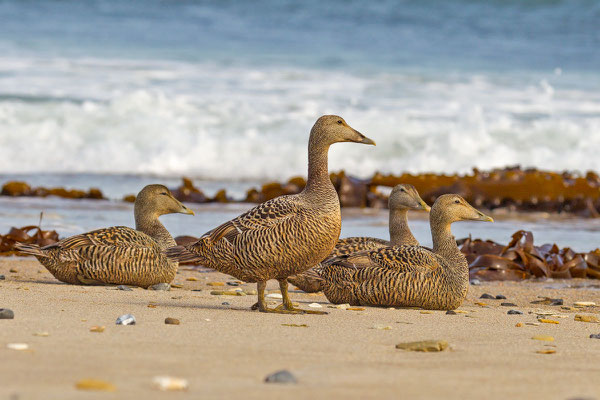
[0, 225, 60, 256]
[462, 230, 600, 281]
[1, 181, 104, 200]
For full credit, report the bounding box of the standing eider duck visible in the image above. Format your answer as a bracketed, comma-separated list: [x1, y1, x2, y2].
[315, 194, 493, 310]
[16, 184, 194, 288]
[167, 115, 375, 314]
[288, 183, 430, 292]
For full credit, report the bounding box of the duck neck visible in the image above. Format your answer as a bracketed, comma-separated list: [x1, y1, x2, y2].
[389, 208, 418, 246]
[134, 207, 176, 250]
[431, 219, 465, 267]
[303, 140, 335, 197]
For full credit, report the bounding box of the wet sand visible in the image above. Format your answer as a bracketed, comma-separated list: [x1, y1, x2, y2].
[1, 257, 599, 400]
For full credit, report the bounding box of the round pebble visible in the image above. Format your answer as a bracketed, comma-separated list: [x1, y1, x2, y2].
[495, 295, 507, 299]
[445, 310, 457, 315]
[590, 333, 600, 339]
[116, 314, 136, 325]
[470, 279, 481, 285]
[264, 370, 297, 384]
[226, 282, 240, 286]
[164, 317, 180, 325]
[507, 310, 523, 315]
[0, 274, 5, 280]
[501, 302, 517, 307]
[222, 302, 230, 306]
[480, 293, 495, 299]
[149, 283, 170, 291]
[117, 285, 133, 291]
[0, 308, 15, 319]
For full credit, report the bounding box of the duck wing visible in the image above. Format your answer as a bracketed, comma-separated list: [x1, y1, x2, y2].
[46, 227, 156, 251]
[326, 245, 440, 274]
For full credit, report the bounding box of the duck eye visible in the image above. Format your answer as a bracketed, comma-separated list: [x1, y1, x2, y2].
[161, 192, 168, 196]
[454, 200, 460, 204]
[337, 120, 342, 124]
[400, 188, 405, 193]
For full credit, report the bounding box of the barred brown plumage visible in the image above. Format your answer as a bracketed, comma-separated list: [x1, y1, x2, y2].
[288, 184, 430, 293]
[315, 194, 493, 310]
[15, 184, 194, 287]
[166, 115, 376, 314]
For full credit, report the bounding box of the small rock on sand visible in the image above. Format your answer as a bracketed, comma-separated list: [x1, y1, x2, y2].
[470, 279, 481, 285]
[396, 340, 448, 352]
[0, 274, 5, 280]
[574, 314, 599, 323]
[574, 301, 596, 307]
[501, 303, 517, 307]
[480, 293, 495, 299]
[590, 333, 600, 339]
[117, 285, 133, 291]
[495, 295, 507, 299]
[532, 335, 554, 341]
[149, 283, 170, 291]
[153, 376, 188, 391]
[165, 317, 180, 325]
[264, 370, 297, 384]
[446, 310, 457, 315]
[116, 314, 136, 325]
[7, 343, 28, 350]
[75, 379, 116, 392]
[0, 308, 15, 319]
[507, 310, 523, 315]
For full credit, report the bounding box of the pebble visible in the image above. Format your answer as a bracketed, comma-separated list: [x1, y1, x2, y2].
[507, 310, 523, 315]
[149, 283, 170, 291]
[90, 326, 105, 333]
[420, 311, 433, 314]
[574, 314, 599, 323]
[117, 285, 133, 291]
[532, 335, 554, 341]
[308, 303, 322, 308]
[538, 319, 559, 324]
[9, 268, 17, 273]
[347, 307, 365, 311]
[116, 314, 136, 325]
[282, 323, 308, 328]
[475, 302, 488, 307]
[75, 379, 116, 392]
[264, 370, 297, 384]
[164, 317, 180, 325]
[495, 295, 507, 300]
[470, 279, 481, 285]
[0, 308, 15, 319]
[33, 331, 49, 337]
[226, 281, 240, 286]
[370, 325, 392, 330]
[480, 293, 495, 299]
[221, 302, 230, 306]
[186, 277, 198, 281]
[244, 289, 257, 295]
[574, 301, 596, 307]
[7, 343, 28, 350]
[192, 289, 202, 292]
[266, 293, 283, 299]
[536, 349, 556, 354]
[207, 282, 225, 286]
[153, 376, 189, 391]
[501, 302, 517, 307]
[532, 297, 563, 306]
[515, 323, 523, 327]
[331, 303, 350, 310]
[0, 274, 5, 280]
[446, 310, 457, 315]
[210, 290, 246, 296]
[396, 340, 448, 352]
[170, 283, 183, 288]
[590, 333, 600, 339]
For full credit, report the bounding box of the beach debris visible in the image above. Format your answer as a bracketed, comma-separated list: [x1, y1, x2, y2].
[515, 323, 523, 327]
[370, 325, 392, 330]
[474, 302, 488, 307]
[574, 301, 596, 307]
[170, 283, 183, 288]
[10, 268, 18, 272]
[536, 349, 556, 354]
[226, 281, 240, 286]
[221, 302, 230, 306]
[244, 289, 257, 295]
[395, 340, 448, 352]
[75, 379, 116, 392]
[501, 303, 517, 306]
[207, 282, 225, 286]
[116, 314, 136, 325]
[574, 314, 599, 323]
[164, 318, 180, 325]
[526, 322, 541, 326]
[454, 310, 469, 314]
[507, 310, 523, 315]
[147, 303, 158, 308]
[480, 293, 495, 299]
[0, 308, 15, 319]
[149, 283, 170, 291]
[264, 370, 297, 384]
[282, 323, 308, 328]
[446, 310, 457, 315]
[420, 311, 434, 314]
[210, 290, 246, 296]
[7, 343, 28, 350]
[532, 335, 554, 341]
[495, 294, 507, 299]
[0, 274, 5, 280]
[186, 277, 198, 281]
[347, 307, 365, 311]
[328, 303, 350, 310]
[90, 326, 105, 333]
[266, 293, 283, 299]
[152, 376, 189, 391]
[590, 333, 600, 339]
[531, 297, 563, 306]
[117, 285, 133, 291]
[538, 319, 560, 324]
[308, 303, 322, 308]
[33, 331, 49, 337]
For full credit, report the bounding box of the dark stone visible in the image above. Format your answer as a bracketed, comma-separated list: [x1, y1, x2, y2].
[0, 308, 15, 319]
[501, 303, 517, 307]
[550, 298, 564, 306]
[264, 370, 297, 384]
[445, 310, 456, 315]
[0, 275, 5, 280]
[495, 295, 507, 299]
[117, 285, 133, 291]
[192, 289, 202, 292]
[226, 282, 240, 286]
[222, 302, 230, 306]
[480, 293, 495, 299]
[590, 333, 600, 339]
[507, 310, 523, 315]
[148, 283, 170, 291]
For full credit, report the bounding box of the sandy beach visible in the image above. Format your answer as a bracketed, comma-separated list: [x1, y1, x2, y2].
[1, 257, 599, 400]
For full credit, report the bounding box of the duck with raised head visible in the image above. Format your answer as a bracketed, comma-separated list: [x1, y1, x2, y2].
[16, 184, 194, 287]
[167, 115, 375, 314]
[315, 194, 493, 310]
[288, 183, 430, 292]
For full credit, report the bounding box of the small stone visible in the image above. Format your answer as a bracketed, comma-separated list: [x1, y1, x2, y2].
[590, 333, 600, 339]
[264, 370, 297, 384]
[282, 323, 308, 328]
[370, 325, 392, 330]
[446, 310, 457, 315]
[454, 310, 469, 314]
[507, 310, 523, 315]
[75, 379, 116, 392]
[221, 302, 230, 306]
[332, 303, 350, 310]
[244, 289, 257, 295]
[152, 376, 188, 391]
[420, 311, 433, 314]
[0, 308, 15, 319]
[347, 307, 365, 311]
[149, 283, 170, 291]
[226, 281, 240, 286]
[501, 303, 517, 307]
[7, 343, 28, 350]
[495, 295, 507, 300]
[186, 277, 198, 281]
[210, 290, 246, 296]
[574, 314, 599, 323]
[266, 293, 283, 299]
[536, 349, 556, 354]
[33, 331, 49, 337]
[475, 302, 488, 307]
[170, 283, 183, 288]
[192, 289, 202, 292]
[574, 301, 596, 307]
[117, 285, 133, 291]
[0, 274, 5, 280]
[308, 303, 322, 308]
[515, 323, 523, 327]
[532, 335, 554, 341]
[531, 297, 563, 306]
[470, 279, 481, 285]
[90, 326, 105, 333]
[164, 317, 180, 325]
[207, 282, 225, 286]
[538, 318, 559, 324]
[9, 268, 17, 273]
[147, 303, 158, 308]
[480, 293, 495, 299]
[396, 340, 448, 352]
[116, 314, 136, 325]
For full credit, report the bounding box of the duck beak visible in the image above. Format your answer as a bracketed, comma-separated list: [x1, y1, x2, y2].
[477, 211, 493, 222]
[353, 130, 376, 146]
[181, 205, 195, 216]
[420, 200, 431, 212]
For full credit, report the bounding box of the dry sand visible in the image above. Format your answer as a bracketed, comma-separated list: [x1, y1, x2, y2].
[1, 257, 599, 400]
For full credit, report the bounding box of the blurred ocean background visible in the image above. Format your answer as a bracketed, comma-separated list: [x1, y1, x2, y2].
[1, 0, 600, 248]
